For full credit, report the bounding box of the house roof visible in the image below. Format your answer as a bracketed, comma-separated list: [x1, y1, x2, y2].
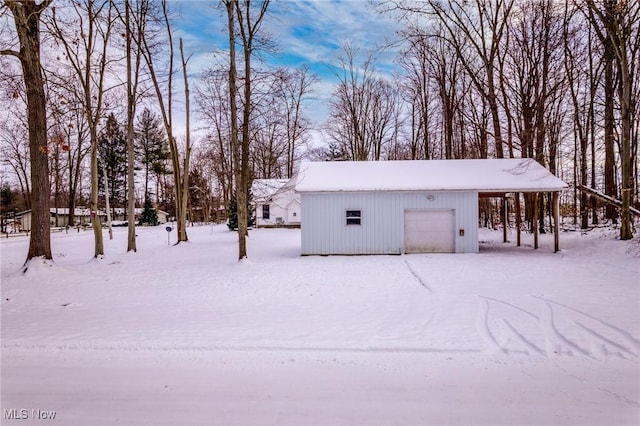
[295, 159, 568, 193]
[49, 208, 105, 216]
[252, 179, 290, 201]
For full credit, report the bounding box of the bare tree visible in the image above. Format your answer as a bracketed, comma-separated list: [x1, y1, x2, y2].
[586, 0, 638, 240]
[139, 0, 192, 243]
[116, 0, 150, 251]
[273, 65, 317, 177]
[226, 0, 271, 260]
[1, 0, 53, 264]
[224, 0, 240, 253]
[404, 0, 514, 159]
[49, 0, 117, 257]
[179, 36, 192, 239]
[562, 6, 599, 229]
[52, 79, 91, 228]
[196, 69, 234, 208]
[328, 44, 401, 161]
[0, 119, 31, 210]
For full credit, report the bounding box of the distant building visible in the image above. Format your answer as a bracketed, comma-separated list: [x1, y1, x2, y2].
[14, 208, 107, 231]
[111, 207, 169, 225]
[13, 206, 169, 231]
[252, 177, 301, 227]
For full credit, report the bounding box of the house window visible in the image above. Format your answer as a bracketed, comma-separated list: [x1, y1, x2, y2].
[262, 204, 270, 220]
[346, 209, 361, 226]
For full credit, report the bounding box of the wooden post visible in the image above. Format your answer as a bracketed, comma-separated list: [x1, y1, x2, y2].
[553, 191, 560, 253]
[533, 193, 539, 249]
[515, 192, 521, 247]
[502, 195, 508, 243]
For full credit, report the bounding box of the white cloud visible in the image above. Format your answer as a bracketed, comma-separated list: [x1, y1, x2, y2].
[170, 0, 404, 138]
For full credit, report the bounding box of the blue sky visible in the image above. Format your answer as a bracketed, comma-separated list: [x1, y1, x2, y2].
[169, 0, 403, 135]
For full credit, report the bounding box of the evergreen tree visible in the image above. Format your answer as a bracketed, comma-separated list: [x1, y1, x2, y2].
[227, 189, 254, 230]
[138, 196, 159, 226]
[135, 108, 170, 201]
[98, 114, 127, 216]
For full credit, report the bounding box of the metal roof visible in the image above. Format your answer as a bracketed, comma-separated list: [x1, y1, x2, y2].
[295, 159, 567, 193]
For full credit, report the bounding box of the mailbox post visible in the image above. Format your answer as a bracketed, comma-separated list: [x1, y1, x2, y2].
[165, 225, 173, 245]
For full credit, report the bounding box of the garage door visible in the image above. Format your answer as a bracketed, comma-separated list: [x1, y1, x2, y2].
[404, 209, 455, 253]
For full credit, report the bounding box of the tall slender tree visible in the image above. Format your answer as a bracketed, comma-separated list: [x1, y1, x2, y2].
[140, 0, 191, 243]
[586, 0, 637, 240]
[1, 0, 53, 264]
[225, 0, 270, 260]
[49, 0, 116, 257]
[121, 0, 149, 252]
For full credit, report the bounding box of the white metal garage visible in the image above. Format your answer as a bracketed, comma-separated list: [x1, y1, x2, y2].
[404, 209, 455, 253]
[295, 159, 568, 255]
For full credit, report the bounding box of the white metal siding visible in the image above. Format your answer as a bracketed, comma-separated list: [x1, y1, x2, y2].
[300, 191, 478, 255]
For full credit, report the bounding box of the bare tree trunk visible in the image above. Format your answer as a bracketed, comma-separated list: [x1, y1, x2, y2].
[231, 0, 270, 259]
[140, 0, 188, 243]
[602, 12, 617, 223]
[225, 0, 242, 257]
[2, 0, 53, 264]
[179, 37, 192, 242]
[237, 0, 250, 258]
[125, 0, 137, 252]
[90, 125, 104, 254]
[102, 162, 113, 240]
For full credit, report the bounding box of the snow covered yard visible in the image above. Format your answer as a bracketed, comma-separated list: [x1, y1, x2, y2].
[1, 225, 639, 426]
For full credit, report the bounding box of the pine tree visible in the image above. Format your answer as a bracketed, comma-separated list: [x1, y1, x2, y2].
[98, 114, 127, 217]
[227, 189, 255, 230]
[135, 108, 170, 201]
[138, 196, 158, 226]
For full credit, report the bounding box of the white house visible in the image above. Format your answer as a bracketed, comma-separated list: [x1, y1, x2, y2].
[111, 207, 169, 224]
[15, 208, 107, 231]
[295, 159, 567, 255]
[252, 177, 301, 227]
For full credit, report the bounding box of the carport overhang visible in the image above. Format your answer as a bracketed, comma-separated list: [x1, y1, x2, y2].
[479, 189, 563, 252]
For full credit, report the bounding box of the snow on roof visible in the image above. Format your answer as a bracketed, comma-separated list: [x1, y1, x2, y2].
[49, 208, 105, 216]
[252, 179, 290, 201]
[295, 159, 568, 193]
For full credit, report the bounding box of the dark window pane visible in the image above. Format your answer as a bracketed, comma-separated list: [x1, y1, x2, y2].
[346, 210, 361, 225]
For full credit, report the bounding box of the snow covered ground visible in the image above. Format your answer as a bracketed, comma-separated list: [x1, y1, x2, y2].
[1, 224, 639, 426]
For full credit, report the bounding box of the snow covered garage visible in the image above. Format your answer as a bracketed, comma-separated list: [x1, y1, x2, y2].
[295, 159, 567, 255]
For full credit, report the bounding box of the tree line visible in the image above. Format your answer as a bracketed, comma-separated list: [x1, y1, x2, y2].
[0, 0, 637, 267]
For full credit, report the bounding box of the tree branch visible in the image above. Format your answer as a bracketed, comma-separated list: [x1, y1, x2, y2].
[0, 49, 22, 59]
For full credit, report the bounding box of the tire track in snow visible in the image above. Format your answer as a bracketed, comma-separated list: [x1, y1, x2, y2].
[539, 302, 594, 359]
[500, 318, 546, 357]
[478, 297, 544, 357]
[476, 296, 638, 360]
[574, 321, 639, 359]
[533, 295, 640, 354]
[597, 388, 640, 408]
[404, 259, 432, 293]
[475, 298, 507, 354]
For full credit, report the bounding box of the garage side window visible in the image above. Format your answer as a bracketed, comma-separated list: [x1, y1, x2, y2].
[262, 204, 270, 220]
[346, 209, 361, 225]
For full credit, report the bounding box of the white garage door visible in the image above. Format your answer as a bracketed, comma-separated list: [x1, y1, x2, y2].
[404, 209, 455, 253]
